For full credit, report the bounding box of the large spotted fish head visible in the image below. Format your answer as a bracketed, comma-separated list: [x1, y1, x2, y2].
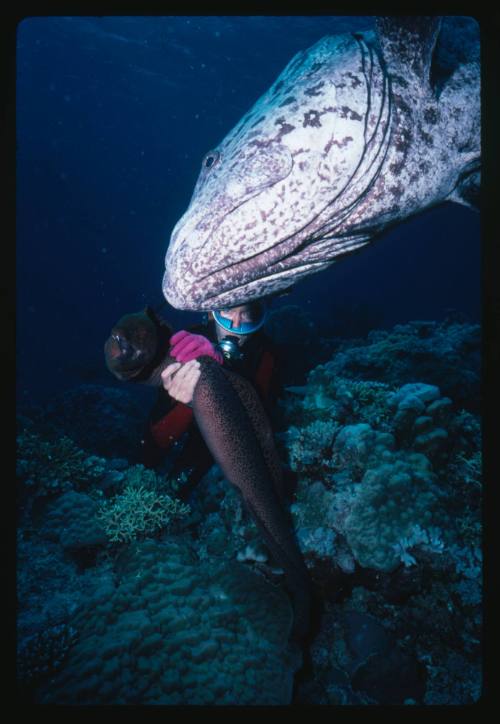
[163, 30, 391, 311]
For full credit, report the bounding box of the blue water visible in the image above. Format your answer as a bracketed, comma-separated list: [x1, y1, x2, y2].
[16, 16, 480, 404]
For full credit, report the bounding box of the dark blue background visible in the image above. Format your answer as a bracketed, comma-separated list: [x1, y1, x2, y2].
[16, 16, 480, 404]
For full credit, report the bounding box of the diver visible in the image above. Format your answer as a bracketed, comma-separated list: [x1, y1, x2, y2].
[139, 299, 285, 501]
[104, 298, 313, 644]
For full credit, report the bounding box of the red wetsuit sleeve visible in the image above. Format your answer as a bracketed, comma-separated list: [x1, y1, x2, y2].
[149, 402, 194, 450]
[254, 347, 275, 401]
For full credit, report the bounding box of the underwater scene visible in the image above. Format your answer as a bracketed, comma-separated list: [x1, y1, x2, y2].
[16, 17, 482, 705]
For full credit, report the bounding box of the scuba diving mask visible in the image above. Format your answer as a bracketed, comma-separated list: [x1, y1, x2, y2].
[212, 302, 268, 362]
[212, 302, 268, 336]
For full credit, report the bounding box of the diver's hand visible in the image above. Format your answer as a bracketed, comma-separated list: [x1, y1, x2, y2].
[170, 330, 223, 364]
[161, 360, 201, 405]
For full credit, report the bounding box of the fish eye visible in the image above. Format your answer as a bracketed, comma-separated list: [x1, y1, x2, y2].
[203, 150, 220, 169]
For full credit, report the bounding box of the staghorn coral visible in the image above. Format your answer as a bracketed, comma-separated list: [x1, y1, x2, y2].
[118, 463, 186, 499]
[96, 485, 190, 543]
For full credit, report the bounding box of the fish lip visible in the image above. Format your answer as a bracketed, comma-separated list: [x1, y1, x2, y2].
[168, 250, 330, 310]
[187, 231, 301, 306]
[192, 262, 330, 309]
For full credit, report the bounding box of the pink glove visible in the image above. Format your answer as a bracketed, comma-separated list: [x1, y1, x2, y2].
[169, 330, 223, 364]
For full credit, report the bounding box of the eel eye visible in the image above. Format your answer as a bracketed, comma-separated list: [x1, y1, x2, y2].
[202, 150, 220, 170]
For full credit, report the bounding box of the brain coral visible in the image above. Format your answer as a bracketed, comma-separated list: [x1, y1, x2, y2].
[37, 537, 300, 705]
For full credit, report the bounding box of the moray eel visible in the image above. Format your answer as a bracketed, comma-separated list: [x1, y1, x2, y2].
[163, 16, 480, 311]
[104, 307, 311, 641]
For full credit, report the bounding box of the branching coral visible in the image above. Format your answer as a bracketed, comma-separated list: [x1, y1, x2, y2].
[119, 463, 185, 499]
[97, 485, 190, 543]
[16, 430, 106, 497]
[284, 419, 341, 477]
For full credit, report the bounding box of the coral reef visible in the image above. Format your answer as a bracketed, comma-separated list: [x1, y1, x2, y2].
[16, 319, 481, 705]
[16, 529, 115, 698]
[36, 537, 300, 705]
[16, 427, 106, 498]
[96, 485, 190, 543]
[309, 319, 480, 412]
[280, 360, 480, 575]
[342, 457, 446, 572]
[191, 465, 266, 565]
[41, 491, 108, 550]
[277, 321, 481, 704]
[17, 623, 79, 690]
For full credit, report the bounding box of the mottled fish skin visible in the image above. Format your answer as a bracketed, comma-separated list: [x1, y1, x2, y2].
[163, 17, 480, 311]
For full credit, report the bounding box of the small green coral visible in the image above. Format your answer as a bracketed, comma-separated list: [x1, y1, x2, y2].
[97, 485, 190, 543]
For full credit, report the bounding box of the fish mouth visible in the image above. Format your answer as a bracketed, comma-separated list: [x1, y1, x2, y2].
[164, 167, 332, 311]
[197, 258, 332, 309]
[163, 179, 373, 310]
[163, 222, 330, 310]
[164, 217, 373, 310]
[104, 334, 147, 378]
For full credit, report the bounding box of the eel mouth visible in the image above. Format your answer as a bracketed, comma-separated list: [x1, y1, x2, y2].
[104, 333, 148, 379]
